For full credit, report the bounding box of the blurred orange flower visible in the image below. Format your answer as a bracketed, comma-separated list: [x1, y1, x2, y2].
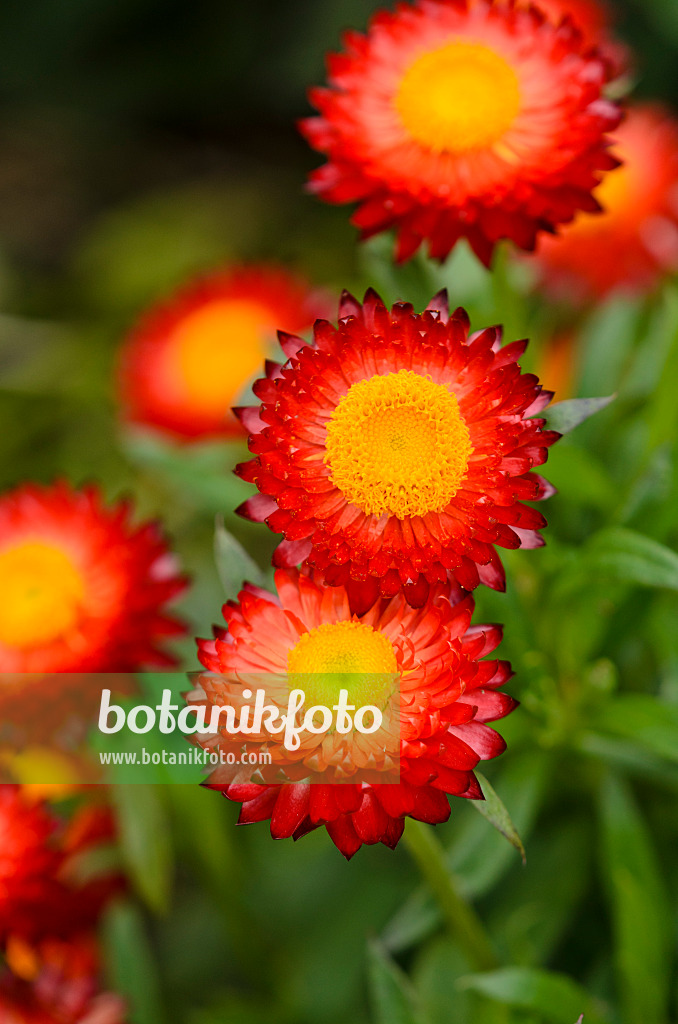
[117, 265, 329, 442]
[531, 104, 678, 300]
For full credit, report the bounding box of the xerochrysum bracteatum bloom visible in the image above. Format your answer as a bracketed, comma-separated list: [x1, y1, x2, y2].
[300, 0, 623, 265]
[189, 569, 515, 858]
[236, 290, 559, 613]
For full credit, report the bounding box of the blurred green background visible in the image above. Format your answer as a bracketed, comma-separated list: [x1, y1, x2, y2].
[1, 1, 678, 1023]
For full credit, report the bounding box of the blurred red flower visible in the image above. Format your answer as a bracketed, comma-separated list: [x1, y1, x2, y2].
[236, 289, 558, 612]
[531, 105, 678, 300]
[300, 0, 621, 265]
[0, 934, 126, 1024]
[526, 0, 628, 75]
[0, 787, 122, 946]
[0, 482, 187, 673]
[117, 265, 329, 442]
[191, 569, 515, 858]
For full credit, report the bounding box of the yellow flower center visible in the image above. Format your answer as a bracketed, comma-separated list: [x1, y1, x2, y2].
[325, 370, 473, 519]
[0, 542, 85, 649]
[395, 42, 521, 153]
[287, 621, 398, 711]
[172, 299, 272, 412]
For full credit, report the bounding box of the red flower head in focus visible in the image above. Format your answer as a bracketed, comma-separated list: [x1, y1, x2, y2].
[190, 569, 516, 858]
[300, 0, 622, 265]
[0, 787, 122, 946]
[531, 104, 678, 301]
[117, 265, 329, 442]
[236, 290, 558, 612]
[0, 482, 186, 673]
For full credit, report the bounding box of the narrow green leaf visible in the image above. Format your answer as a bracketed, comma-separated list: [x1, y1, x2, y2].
[111, 784, 173, 914]
[367, 939, 428, 1024]
[383, 752, 548, 953]
[412, 938, 476, 1024]
[597, 774, 671, 1024]
[102, 900, 165, 1024]
[214, 516, 264, 598]
[471, 772, 526, 863]
[458, 968, 608, 1024]
[486, 821, 590, 968]
[543, 395, 615, 434]
[544, 444, 616, 511]
[586, 527, 678, 590]
[123, 432, 250, 512]
[596, 695, 678, 765]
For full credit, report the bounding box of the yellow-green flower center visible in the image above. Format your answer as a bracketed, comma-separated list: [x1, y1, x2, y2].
[324, 370, 473, 519]
[287, 621, 398, 711]
[396, 42, 521, 153]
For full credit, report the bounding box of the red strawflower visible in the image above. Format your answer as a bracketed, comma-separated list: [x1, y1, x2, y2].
[300, 0, 622, 266]
[526, 0, 628, 75]
[0, 787, 122, 945]
[531, 104, 678, 300]
[236, 290, 558, 612]
[117, 265, 329, 442]
[0, 482, 186, 673]
[191, 569, 515, 858]
[0, 935, 126, 1024]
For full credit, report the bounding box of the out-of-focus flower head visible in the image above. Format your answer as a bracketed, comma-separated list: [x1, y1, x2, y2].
[535, 331, 578, 400]
[117, 265, 330, 442]
[0, 786, 122, 945]
[531, 104, 678, 301]
[0, 934, 127, 1023]
[525, 0, 629, 76]
[191, 569, 515, 858]
[0, 482, 187, 673]
[236, 289, 558, 613]
[300, 0, 622, 265]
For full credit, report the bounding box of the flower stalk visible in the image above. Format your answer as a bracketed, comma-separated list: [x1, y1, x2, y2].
[403, 817, 498, 972]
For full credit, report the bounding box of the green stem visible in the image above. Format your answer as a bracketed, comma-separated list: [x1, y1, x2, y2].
[403, 818, 498, 971]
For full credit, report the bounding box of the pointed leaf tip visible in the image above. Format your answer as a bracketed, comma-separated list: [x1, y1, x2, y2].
[544, 394, 616, 433]
[472, 772, 526, 864]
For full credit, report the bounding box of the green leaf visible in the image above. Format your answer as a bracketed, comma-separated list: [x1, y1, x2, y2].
[577, 732, 678, 791]
[102, 900, 165, 1024]
[382, 751, 548, 953]
[486, 821, 590, 968]
[471, 772, 525, 863]
[544, 444, 616, 511]
[543, 395, 615, 434]
[595, 695, 678, 765]
[214, 516, 265, 598]
[585, 527, 678, 590]
[412, 938, 475, 1024]
[597, 774, 671, 1024]
[122, 431, 250, 513]
[111, 784, 173, 914]
[458, 968, 608, 1024]
[367, 939, 428, 1024]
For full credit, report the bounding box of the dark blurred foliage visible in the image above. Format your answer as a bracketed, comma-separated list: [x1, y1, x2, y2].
[0, 0, 673, 279]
